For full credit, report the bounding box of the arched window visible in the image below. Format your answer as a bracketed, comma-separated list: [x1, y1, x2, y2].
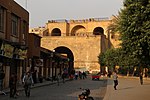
[51, 28, 61, 36]
[93, 27, 104, 35]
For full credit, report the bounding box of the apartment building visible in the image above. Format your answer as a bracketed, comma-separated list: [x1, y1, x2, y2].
[0, 0, 29, 88]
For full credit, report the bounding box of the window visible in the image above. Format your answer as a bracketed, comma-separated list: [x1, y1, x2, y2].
[11, 14, 19, 36]
[22, 21, 27, 45]
[0, 6, 4, 32]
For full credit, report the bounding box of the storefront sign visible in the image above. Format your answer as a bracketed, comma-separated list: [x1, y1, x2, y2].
[2, 43, 14, 58]
[18, 49, 27, 59]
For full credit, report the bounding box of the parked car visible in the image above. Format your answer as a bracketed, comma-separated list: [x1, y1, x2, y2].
[91, 72, 101, 80]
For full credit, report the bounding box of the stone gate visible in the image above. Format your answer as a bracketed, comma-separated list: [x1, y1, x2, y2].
[30, 17, 120, 72]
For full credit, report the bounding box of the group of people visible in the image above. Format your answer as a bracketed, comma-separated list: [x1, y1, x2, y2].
[74, 71, 87, 80]
[9, 71, 34, 98]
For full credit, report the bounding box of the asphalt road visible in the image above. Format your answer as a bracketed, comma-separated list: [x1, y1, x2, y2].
[0, 76, 107, 100]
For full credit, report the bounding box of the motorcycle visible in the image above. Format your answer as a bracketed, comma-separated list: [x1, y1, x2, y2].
[78, 88, 94, 100]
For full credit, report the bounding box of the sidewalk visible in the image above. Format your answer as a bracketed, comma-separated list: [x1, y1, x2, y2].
[103, 77, 150, 100]
[0, 78, 70, 95]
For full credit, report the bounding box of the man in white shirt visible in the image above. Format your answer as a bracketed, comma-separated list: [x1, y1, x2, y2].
[113, 71, 118, 90]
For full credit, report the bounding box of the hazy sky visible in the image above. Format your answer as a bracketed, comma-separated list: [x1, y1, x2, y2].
[14, 0, 123, 28]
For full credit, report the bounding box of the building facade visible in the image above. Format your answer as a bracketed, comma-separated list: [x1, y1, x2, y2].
[0, 0, 29, 88]
[30, 18, 121, 73]
[28, 33, 69, 82]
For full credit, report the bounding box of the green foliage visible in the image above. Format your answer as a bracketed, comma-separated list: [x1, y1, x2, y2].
[98, 48, 121, 68]
[98, 0, 150, 72]
[107, 15, 120, 34]
[98, 47, 142, 71]
[98, 52, 106, 66]
[117, 0, 150, 67]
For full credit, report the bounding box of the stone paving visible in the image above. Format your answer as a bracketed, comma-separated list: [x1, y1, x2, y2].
[103, 76, 150, 100]
[0, 76, 107, 100]
[2, 75, 149, 100]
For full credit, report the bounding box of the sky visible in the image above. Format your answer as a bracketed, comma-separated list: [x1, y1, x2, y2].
[14, 0, 124, 28]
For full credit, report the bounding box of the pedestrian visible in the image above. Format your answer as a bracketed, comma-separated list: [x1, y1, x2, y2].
[62, 72, 65, 83]
[139, 72, 143, 85]
[75, 72, 78, 80]
[113, 71, 118, 90]
[79, 71, 82, 79]
[82, 71, 87, 79]
[22, 72, 34, 97]
[9, 73, 17, 98]
[0, 69, 6, 95]
[57, 73, 61, 86]
[32, 70, 37, 84]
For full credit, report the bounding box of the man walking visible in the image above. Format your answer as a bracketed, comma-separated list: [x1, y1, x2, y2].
[23, 72, 34, 97]
[139, 72, 143, 85]
[113, 71, 118, 90]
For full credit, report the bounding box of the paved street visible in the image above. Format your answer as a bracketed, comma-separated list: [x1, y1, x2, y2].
[104, 77, 150, 100]
[1, 75, 150, 100]
[0, 76, 107, 100]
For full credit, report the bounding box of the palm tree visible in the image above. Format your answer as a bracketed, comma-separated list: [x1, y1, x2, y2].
[107, 15, 120, 48]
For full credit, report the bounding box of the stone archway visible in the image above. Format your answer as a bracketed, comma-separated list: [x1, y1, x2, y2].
[93, 27, 104, 35]
[71, 25, 86, 36]
[51, 28, 61, 36]
[54, 46, 74, 74]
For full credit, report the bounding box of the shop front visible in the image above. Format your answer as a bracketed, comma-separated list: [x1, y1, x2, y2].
[0, 41, 27, 88]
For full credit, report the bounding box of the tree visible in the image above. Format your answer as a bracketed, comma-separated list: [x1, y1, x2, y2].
[98, 52, 106, 67]
[107, 15, 121, 48]
[117, 0, 150, 68]
[107, 15, 120, 34]
[98, 48, 121, 71]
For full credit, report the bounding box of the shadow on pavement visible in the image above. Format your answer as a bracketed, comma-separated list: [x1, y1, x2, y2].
[143, 82, 150, 85]
[117, 86, 135, 90]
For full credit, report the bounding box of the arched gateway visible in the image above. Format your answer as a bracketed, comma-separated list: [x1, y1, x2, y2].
[54, 46, 74, 73]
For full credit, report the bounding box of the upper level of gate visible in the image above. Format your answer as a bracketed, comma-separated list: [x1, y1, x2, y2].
[45, 17, 111, 37]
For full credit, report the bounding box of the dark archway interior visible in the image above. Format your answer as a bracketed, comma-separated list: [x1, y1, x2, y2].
[93, 27, 104, 35]
[54, 46, 74, 73]
[51, 28, 61, 36]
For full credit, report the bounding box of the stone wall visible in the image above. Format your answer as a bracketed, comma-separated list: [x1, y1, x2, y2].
[41, 35, 107, 72]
